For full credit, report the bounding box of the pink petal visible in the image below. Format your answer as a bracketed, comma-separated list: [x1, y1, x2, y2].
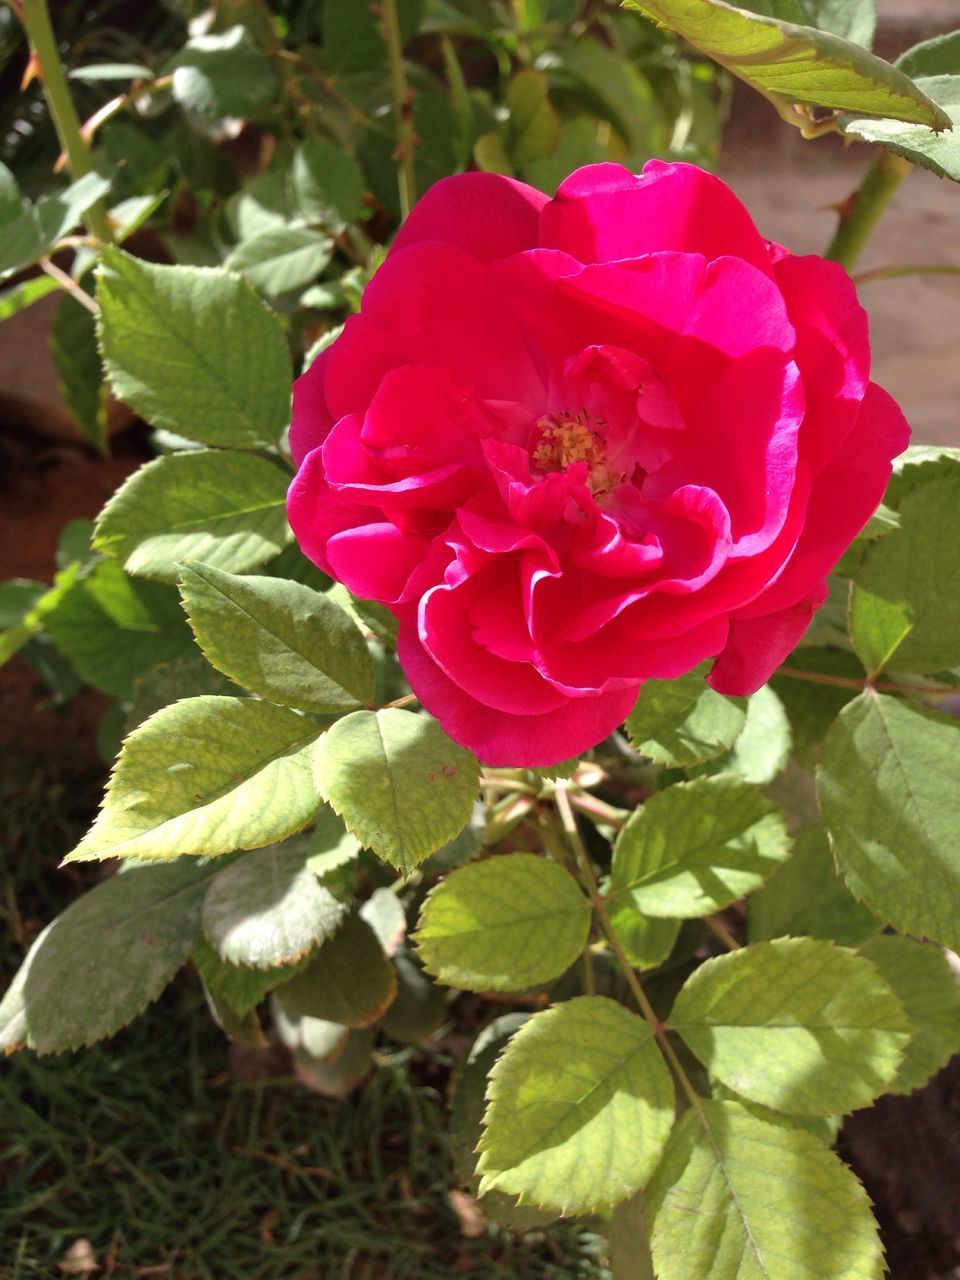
[707, 584, 828, 696]
[541, 161, 774, 277]
[398, 623, 639, 767]
[390, 171, 547, 263]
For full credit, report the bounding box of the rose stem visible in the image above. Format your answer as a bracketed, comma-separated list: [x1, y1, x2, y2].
[554, 782, 705, 1116]
[379, 0, 416, 221]
[825, 149, 911, 272]
[776, 666, 958, 697]
[16, 0, 113, 244]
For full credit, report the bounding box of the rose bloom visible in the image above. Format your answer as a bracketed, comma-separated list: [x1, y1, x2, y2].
[288, 162, 908, 767]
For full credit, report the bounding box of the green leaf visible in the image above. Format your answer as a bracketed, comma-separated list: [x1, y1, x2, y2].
[449, 1013, 556, 1229]
[626, 664, 747, 768]
[224, 227, 333, 297]
[273, 913, 396, 1028]
[505, 70, 561, 166]
[626, 0, 949, 129]
[315, 709, 480, 872]
[648, 1101, 884, 1280]
[381, 947, 447, 1045]
[96, 248, 291, 447]
[306, 804, 362, 878]
[94, 451, 292, 583]
[771, 647, 863, 765]
[608, 775, 791, 919]
[0, 276, 60, 322]
[66, 696, 322, 863]
[201, 838, 347, 969]
[0, 172, 113, 281]
[0, 860, 214, 1053]
[671, 937, 910, 1115]
[610, 1194, 656, 1280]
[42, 561, 194, 698]
[192, 936, 303, 1018]
[850, 472, 960, 675]
[359, 887, 407, 954]
[414, 853, 591, 991]
[897, 30, 960, 79]
[803, 0, 875, 47]
[477, 996, 674, 1214]
[724, 684, 791, 783]
[125, 653, 238, 733]
[840, 64, 960, 181]
[179, 562, 374, 714]
[859, 935, 960, 1095]
[608, 911, 682, 971]
[818, 692, 960, 950]
[51, 294, 108, 453]
[747, 825, 880, 946]
[273, 999, 350, 1061]
[292, 1026, 376, 1097]
[887, 444, 960, 508]
[168, 26, 279, 118]
[292, 138, 366, 231]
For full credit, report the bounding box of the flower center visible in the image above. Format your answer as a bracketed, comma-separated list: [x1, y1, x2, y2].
[530, 412, 623, 500]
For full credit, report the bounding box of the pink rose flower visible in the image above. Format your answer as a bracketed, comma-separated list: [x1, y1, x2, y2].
[288, 162, 909, 767]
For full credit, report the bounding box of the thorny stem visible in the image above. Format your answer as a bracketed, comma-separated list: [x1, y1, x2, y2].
[16, 0, 113, 244]
[776, 665, 958, 698]
[826, 149, 911, 272]
[379, 0, 416, 220]
[554, 783, 705, 1118]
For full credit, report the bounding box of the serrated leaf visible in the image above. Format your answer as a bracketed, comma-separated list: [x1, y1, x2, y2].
[359, 888, 407, 955]
[292, 138, 366, 231]
[314, 709, 479, 872]
[193, 931, 304, 1018]
[96, 248, 291, 447]
[626, 0, 949, 129]
[201, 838, 346, 969]
[273, 913, 396, 1028]
[293, 1027, 376, 1097]
[224, 227, 333, 296]
[51, 294, 108, 453]
[450, 1013, 557, 1229]
[840, 70, 960, 181]
[859, 935, 960, 1095]
[505, 70, 561, 166]
[306, 804, 362, 878]
[626, 664, 747, 767]
[94, 452, 292, 583]
[415, 853, 591, 991]
[168, 26, 279, 119]
[66, 696, 322, 863]
[42, 560, 194, 698]
[0, 172, 113, 281]
[648, 1101, 884, 1280]
[818, 692, 960, 951]
[477, 996, 674, 1214]
[850, 473, 960, 675]
[179, 562, 374, 714]
[671, 937, 910, 1115]
[748, 825, 880, 946]
[710, 1080, 841, 1145]
[608, 775, 791, 919]
[125, 654, 238, 733]
[771, 647, 864, 766]
[0, 860, 214, 1053]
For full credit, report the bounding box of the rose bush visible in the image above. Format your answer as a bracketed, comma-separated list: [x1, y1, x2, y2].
[288, 161, 909, 766]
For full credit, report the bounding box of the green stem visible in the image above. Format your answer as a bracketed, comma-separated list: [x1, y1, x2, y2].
[17, 0, 113, 243]
[825, 149, 911, 271]
[554, 784, 705, 1118]
[380, 0, 416, 220]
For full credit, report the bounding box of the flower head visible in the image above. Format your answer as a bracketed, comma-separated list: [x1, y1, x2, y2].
[288, 162, 909, 766]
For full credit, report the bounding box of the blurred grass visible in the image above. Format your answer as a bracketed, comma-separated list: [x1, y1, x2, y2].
[0, 758, 610, 1279]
